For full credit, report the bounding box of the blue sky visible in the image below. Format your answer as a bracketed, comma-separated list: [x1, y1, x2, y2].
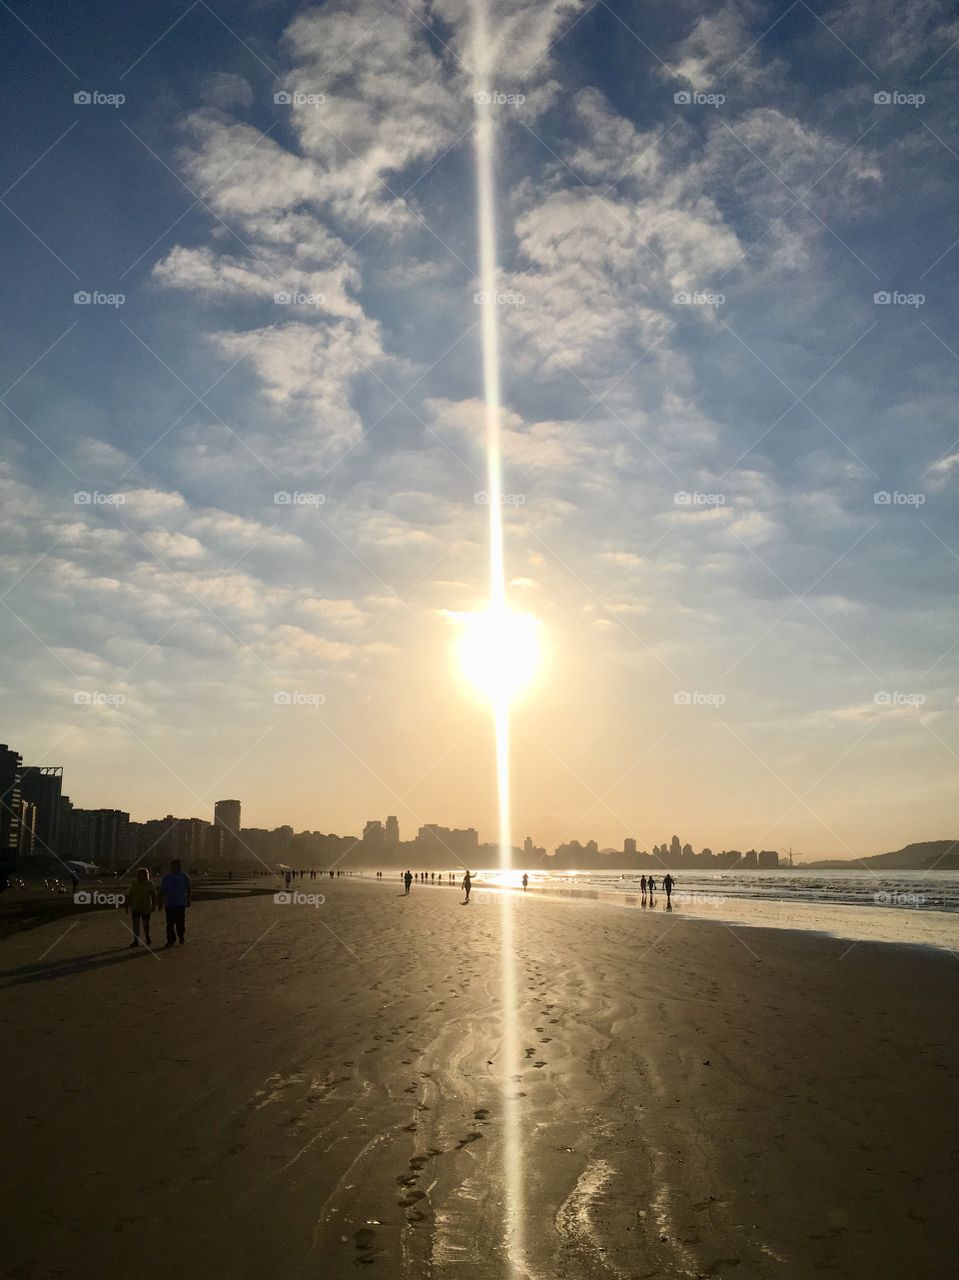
[2, 0, 959, 858]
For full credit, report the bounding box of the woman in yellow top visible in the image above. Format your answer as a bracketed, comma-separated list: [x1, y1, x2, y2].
[125, 868, 157, 948]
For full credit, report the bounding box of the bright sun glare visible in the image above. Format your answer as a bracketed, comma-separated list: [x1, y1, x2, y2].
[455, 604, 543, 704]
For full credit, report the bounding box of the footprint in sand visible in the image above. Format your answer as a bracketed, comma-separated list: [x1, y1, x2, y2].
[353, 1227, 377, 1266]
[533, 1061, 546, 1068]
[473, 1108, 490, 1120]
[455, 1132, 483, 1150]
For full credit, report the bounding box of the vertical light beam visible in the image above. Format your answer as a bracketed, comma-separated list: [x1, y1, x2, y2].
[470, 2, 529, 1274]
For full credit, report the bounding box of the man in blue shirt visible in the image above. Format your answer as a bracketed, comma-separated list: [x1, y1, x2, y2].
[160, 859, 192, 948]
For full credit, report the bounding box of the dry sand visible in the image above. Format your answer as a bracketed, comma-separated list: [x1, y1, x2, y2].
[2, 877, 957, 1279]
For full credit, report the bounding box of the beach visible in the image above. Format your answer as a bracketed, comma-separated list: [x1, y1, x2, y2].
[2, 877, 957, 1279]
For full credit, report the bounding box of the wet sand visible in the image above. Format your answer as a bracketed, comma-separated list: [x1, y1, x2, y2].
[2, 877, 957, 1278]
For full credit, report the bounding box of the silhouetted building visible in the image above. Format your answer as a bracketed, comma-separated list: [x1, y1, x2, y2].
[18, 765, 63, 857]
[214, 799, 241, 862]
[740, 849, 758, 869]
[385, 815, 400, 848]
[66, 808, 131, 870]
[417, 824, 479, 859]
[0, 744, 23, 874]
[624, 837, 637, 856]
[363, 819, 385, 852]
[758, 849, 780, 869]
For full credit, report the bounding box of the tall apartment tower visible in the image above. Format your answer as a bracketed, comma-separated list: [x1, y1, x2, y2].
[0, 744, 23, 875]
[214, 799, 242, 862]
[384, 815, 400, 848]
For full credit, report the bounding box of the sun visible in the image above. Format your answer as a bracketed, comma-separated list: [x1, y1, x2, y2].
[454, 603, 543, 704]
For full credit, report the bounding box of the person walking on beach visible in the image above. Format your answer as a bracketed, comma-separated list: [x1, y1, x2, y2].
[522, 873, 528, 891]
[648, 876, 656, 898]
[404, 869, 413, 895]
[160, 859, 192, 948]
[663, 873, 675, 906]
[462, 870, 472, 904]
[640, 875, 647, 898]
[125, 868, 156, 947]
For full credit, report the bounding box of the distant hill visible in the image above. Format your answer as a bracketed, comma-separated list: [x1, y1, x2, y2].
[809, 840, 959, 871]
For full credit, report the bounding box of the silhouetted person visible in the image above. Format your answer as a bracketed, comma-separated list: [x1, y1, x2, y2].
[126, 868, 156, 947]
[522, 873, 528, 891]
[663, 873, 675, 905]
[285, 869, 292, 889]
[160, 859, 191, 948]
[404, 870, 413, 895]
[640, 875, 647, 896]
[462, 870, 472, 903]
[648, 877, 656, 898]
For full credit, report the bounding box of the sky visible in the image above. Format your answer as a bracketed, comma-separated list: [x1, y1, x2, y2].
[2, 0, 959, 859]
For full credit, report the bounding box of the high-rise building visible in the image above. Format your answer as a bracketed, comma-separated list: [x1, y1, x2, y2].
[65, 808, 131, 869]
[363, 820, 385, 851]
[18, 765, 63, 857]
[214, 799, 242, 862]
[384, 815, 400, 848]
[0, 744, 23, 875]
[624, 837, 637, 856]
